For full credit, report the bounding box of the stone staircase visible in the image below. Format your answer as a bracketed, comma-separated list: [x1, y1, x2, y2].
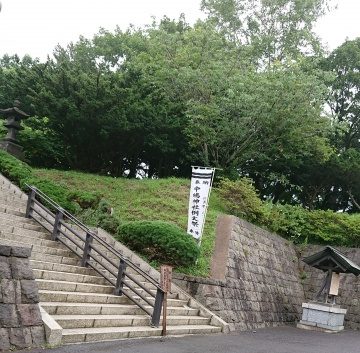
[0, 174, 226, 344]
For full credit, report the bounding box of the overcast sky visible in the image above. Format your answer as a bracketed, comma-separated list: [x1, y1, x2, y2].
[0, 0, 359, 60]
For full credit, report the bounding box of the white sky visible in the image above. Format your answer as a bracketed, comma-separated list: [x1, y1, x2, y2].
[0, 0, 359, 61]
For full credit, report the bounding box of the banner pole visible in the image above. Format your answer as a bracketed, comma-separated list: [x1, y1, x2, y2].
[197, 168, 216, 248]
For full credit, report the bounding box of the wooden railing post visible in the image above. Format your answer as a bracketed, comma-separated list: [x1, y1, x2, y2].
[25, 188, 36, 218]
[52, 208, 64, 241]
[114, 259, 127, 296]
[151, 288, 164, 327]
[81, 232, 93, 267]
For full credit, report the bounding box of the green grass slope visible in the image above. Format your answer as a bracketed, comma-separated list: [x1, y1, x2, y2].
[34, 169, 226, 277]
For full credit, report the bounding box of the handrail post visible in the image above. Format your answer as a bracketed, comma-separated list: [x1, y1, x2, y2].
[52, 208, 64, 241]
[25, 188, 36, 218]
[151, 288, 164, 327]
[114, 259, 127, 296]
[81, 232, 93, 267]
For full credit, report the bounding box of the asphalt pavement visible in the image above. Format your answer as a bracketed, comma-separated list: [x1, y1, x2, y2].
[15, 326, 360, 353]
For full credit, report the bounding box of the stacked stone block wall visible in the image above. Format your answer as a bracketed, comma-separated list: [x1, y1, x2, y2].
[174, 215, 360, 331]
[0, 245, 44, 351]
[174, 216, 305, 331]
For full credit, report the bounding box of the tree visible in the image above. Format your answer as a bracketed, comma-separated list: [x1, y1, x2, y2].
[201, 0, 330, 66]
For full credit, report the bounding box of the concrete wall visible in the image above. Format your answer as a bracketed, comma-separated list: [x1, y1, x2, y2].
[300, 246, 360, 330]
[174, 216, 305, 331]
[0, 245, 45, 350]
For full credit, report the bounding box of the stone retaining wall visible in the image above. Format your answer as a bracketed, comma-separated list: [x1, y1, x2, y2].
[174, 215, 305, 331]
[174, 215, 360, 331]
[0, 245, 45, 351]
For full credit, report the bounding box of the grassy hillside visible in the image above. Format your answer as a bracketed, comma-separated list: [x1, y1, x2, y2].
[34, 169, 226, 276]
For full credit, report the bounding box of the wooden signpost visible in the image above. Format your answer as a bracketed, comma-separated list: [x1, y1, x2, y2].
[160, 265, 172, 336]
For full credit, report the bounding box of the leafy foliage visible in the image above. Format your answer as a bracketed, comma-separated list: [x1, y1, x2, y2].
[117, 221, 200, 266]
[217, 178, 265, 223]
[79, 199, 120, 234]
[0, 150, 96, 213]
[218, 178, 360, 247]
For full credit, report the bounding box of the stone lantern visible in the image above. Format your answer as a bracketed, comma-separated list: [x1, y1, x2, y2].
[297, 246, 360, 333]
[0, 100, 30, 160]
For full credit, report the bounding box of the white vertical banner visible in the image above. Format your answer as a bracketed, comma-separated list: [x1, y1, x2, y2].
[187, 166, 215, 243]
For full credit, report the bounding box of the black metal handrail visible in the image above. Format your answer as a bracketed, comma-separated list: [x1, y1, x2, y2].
[25, 184, 164, 327]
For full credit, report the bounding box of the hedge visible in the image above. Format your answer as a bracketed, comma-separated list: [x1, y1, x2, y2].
[117, 221, 200, 266]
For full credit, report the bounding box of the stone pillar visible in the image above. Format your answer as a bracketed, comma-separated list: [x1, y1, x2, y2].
[0, 245, 45, 350]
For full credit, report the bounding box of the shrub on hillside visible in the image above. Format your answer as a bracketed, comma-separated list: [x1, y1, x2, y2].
[217, 178, 266, 224]
[267, 204, 360, 247]
[0, 150, 32, 185]
[79, 199, 120, 234]
[0, 150, 86, 214]
[68, 190, 101, 209]
[218, 178, 360, 247]
[117, 221, 200, 266]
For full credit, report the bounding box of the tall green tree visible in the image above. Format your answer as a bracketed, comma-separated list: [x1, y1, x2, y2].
[201, 0, 330, 66]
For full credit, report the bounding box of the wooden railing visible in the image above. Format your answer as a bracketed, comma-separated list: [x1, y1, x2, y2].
[25, 184, 164, 327]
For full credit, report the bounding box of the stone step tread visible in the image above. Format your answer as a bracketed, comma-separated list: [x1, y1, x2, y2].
[0, 211, 36, 224]
[30, 251, 80, 266]
[53, 314, 207, 320]
[0, 218, 44, 231]
[41, 302, 199, 316]
[36, 279, 113, 290]
[41, 302, 193, 310]
[63, 325, 221, 336]
[33, 268, 111, 285]
[39, 289, 186, 304]
[33, 269, 163, 294]
[0, 238, 75, 256]
[30, 260, 141, 280]
[0, 224, 49, 238]
[0, 187, 26, 197]
[39, 289, 123, 298]
[30, 260, 97, 275]
[0, 231, 66, 249]
[0, 201, 27, 209]
[0, 203, 25, 212]
[0, 193, 26, 200]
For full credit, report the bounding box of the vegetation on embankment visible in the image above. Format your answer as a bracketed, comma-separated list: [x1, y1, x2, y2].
[1, 150, 359, 278]
[0, 150, 224, 276]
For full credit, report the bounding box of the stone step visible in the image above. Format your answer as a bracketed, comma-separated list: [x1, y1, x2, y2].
[0, 217, 44, 232]
[39, 289, 187, 307]
[39, 290, 132, 305]
[0, 231, 68, 250]
[32, 267, 169, 300]
[30, 260, 98, 276]
[0, 210, 35, 224]
[0, 197, 26, 208]
[33, 269, 110, 286]
[62, 325, 222, 343]
[0, 222, 50, 239]
[0, 185, 26, 198]
[122, 286, 179, 300]
[36, 279, 114, 294]
[30, 251, 80, 266]
[54, 314, 210, 329]
[0, 238, 74, 257]
[0, 202, 25, 217]
[41, 302, 199, 317]
[0, 202, 25, 214]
